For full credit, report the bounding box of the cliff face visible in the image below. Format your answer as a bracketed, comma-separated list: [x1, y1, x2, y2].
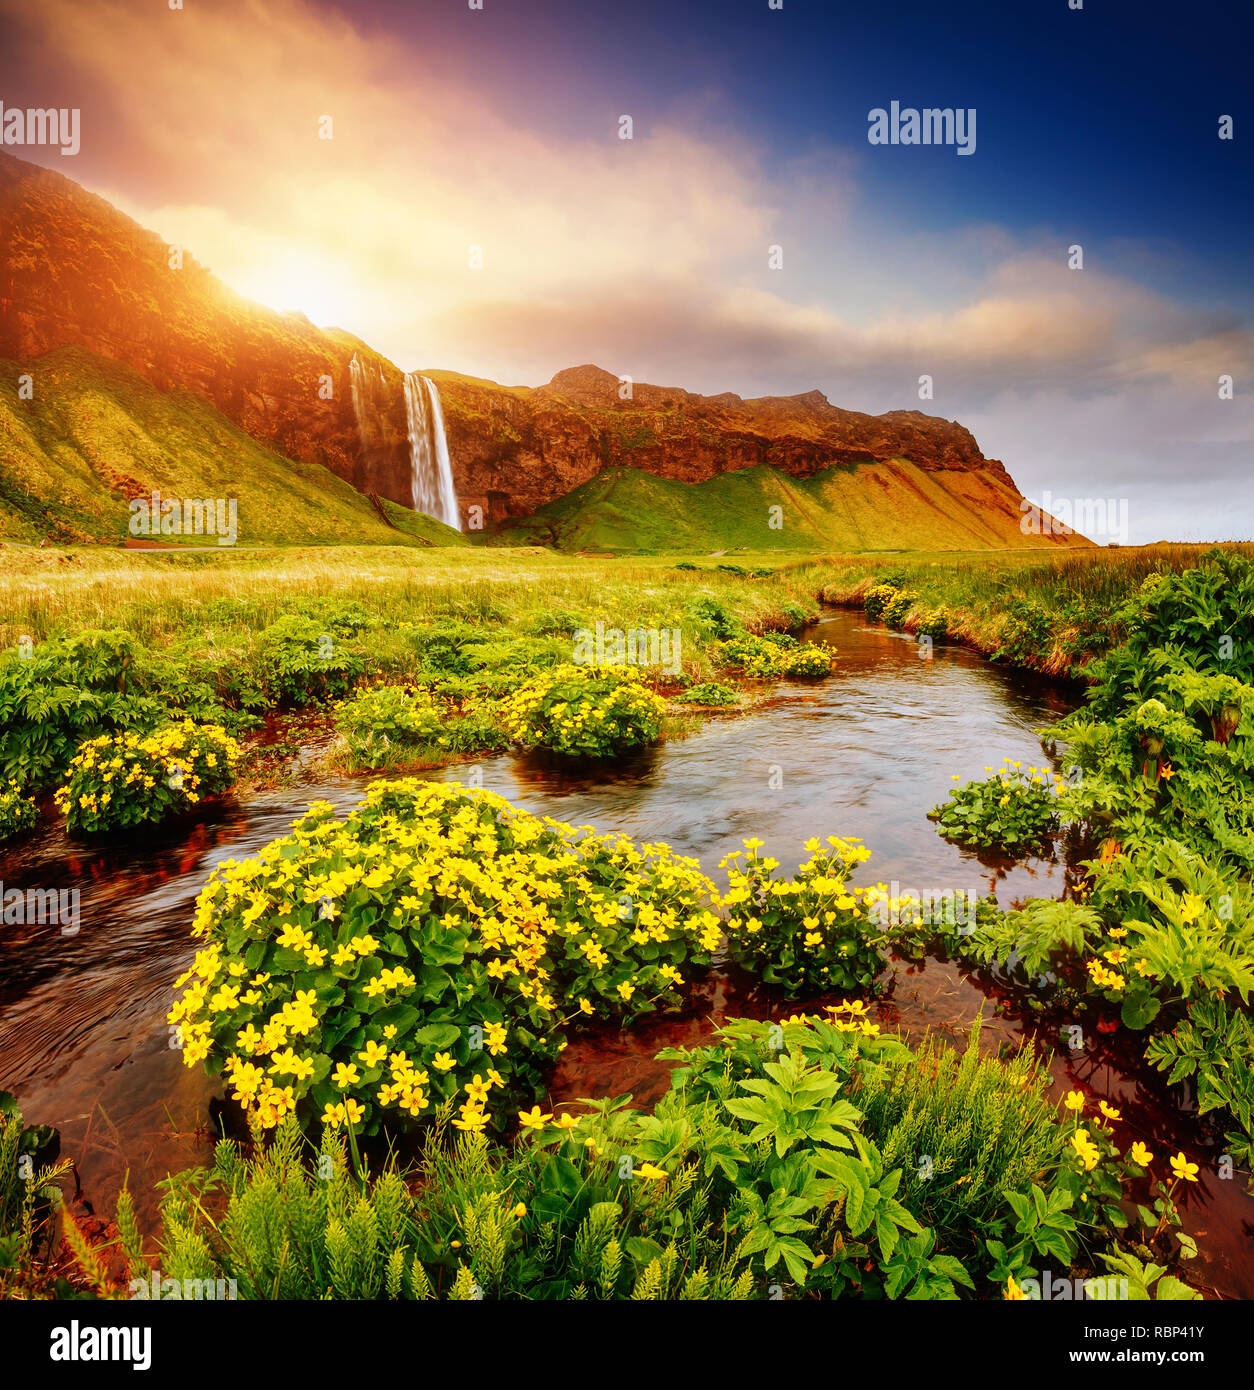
[0, 153, 1017, 528]
[0, 153, 404, 497]
[432, 363, 1013, 523]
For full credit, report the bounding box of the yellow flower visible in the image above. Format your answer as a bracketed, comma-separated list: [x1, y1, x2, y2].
[1098, 1101, 1122, 1122]
[1005, 1274, 1028, 1301]
[1070, 1130, 1099, 1171]
[358, 1040, 389, 1068]
[331, 1061, 360, 1089]
[451, 1105, 489, 1134]
[432, 1051, 456, 1071]
[464, 1076, 492, 1105]
[517, 1105, 552, 1132]
[1063, 1090, 1085, 1113]
[1169, 1152, 1199, 1183]
[512, 1202, 527, 1218]
[635, 1162, 668, 1181]
[1129, 1141, 1154, 1167]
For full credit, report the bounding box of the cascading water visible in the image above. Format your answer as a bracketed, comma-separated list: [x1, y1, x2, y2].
[348, 353, 461, 531]
[348, 353, 390, 455]
[403, 372, 461, 530]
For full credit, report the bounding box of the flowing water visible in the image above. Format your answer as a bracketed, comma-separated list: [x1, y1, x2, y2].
[348, 353, 461, 529]
[402, 373, 460, 530]
[1, 610, 1250, 1295]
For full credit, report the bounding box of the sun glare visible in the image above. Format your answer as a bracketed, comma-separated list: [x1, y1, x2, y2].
[234, 250, 350, 328]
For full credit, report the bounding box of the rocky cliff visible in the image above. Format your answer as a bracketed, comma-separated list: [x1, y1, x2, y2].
[431, 363, 1013, 524]
[0, 152, 1022, 531]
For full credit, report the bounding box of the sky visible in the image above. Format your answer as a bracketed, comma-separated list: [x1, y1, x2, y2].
[1, 0, 1250, 541]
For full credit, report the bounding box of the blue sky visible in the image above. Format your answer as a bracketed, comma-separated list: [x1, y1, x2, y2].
[343, 0, 1252, 310]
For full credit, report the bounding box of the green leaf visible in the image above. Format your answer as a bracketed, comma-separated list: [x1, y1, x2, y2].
[413, 1022, 461, 1048]
[624, 1236, 665, 1268]
[1121, 992, 1162, 1030]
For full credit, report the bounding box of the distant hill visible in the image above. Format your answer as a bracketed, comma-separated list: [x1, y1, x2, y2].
[494, 458, 1078, 553]
[0, 151, 1084, 550]
[0, 347, 465, 547]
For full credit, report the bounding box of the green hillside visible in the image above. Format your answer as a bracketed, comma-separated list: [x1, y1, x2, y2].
[0, 347, 467, 548]
[493, 458, 1085, 553]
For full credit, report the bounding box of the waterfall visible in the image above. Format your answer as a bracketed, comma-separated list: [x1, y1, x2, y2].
[348, 353, 390, 454]
[403, 373, 461, 531]
[348, 353, 461, 531]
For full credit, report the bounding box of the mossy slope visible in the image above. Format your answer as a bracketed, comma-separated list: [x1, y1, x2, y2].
[0, 347, 466, 547]
[495, 458, 1087, 553]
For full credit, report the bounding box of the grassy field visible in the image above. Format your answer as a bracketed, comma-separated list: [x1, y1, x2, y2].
[3, 541, 1250, 668]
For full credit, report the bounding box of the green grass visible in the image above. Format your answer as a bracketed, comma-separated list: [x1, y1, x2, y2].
[2, 542, 1251, 691]
[493, 458, 1085, 554]
[804, 544, 1254, 675]
[0, 347, 465, 549]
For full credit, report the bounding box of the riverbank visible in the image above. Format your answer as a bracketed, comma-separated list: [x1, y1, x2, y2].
[799, 543, 1254, 677]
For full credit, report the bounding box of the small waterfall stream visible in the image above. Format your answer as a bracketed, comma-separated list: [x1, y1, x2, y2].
[348, 353, 461, 530]
[403, 373, 461, 530]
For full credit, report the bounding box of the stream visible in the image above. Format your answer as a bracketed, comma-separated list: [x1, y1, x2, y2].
[1, 608, 1250, 1296]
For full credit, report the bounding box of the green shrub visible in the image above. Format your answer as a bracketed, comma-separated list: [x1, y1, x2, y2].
[719, 836, 888, 995]
[151, 1115, 757, 1301]
[258, 615, 366, 706]
[930, 760, 1062, 852]
[0, 629, 244, 790]
[401, 620, 482, 677]
[780, 600, 811, 628]
[169, 780, 721, 1138]
[520, 608, 588, 638]
[501, 664, 666, 757]
[0, 783, 37, 841]
[0, 1094, 73, 1298]
[333, 685, 443, 767]
[682, 681, 740, 708]
[687, 596, 740, 640]
[55, 722, 241, 833]
[141, 1015, 1195, 1301]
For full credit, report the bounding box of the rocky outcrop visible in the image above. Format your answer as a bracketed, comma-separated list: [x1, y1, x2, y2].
[433, 363, 1014, 523]
[0, 152, 1018, 529]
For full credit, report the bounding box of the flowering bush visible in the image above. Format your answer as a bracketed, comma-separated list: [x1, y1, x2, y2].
[882, 591, 919, 629]
[168, 780, 721, 1137]
[55, 722, 241, 833]
[916, 607, 949, 640]
[717, 633, 834, 679]
[862, 584, 899, 620]
[333, 684, 444, 767]
[0, 783, 37, 841]
[929, 759, 1063, 852]
[718, 837, 889, 995]
[501, 664, 665, 756]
